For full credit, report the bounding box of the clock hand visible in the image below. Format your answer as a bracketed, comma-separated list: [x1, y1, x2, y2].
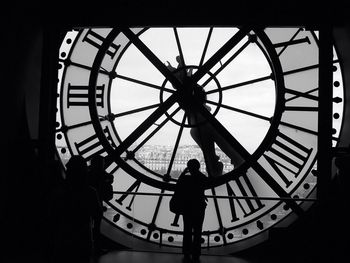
[193, 102, 304, 215]
[132, 107, 182, 153]
[121, 28, 185, 91]
[191, 27, 251, 84]
[201, 38, 251, 89]
[113, 94, 178, 157]
[192, 101, 248, 165]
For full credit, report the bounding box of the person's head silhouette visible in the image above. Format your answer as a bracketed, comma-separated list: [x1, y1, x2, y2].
[187, 159, 200, 174]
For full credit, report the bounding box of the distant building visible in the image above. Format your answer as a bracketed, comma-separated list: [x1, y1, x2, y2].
[136, 144, 234, 176]
[57, 144, 234, 176]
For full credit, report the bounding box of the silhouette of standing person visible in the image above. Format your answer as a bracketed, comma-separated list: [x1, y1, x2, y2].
[175, 159, 209, 262]
[49, 155, 102, 263]
[88, 155, 114, 256]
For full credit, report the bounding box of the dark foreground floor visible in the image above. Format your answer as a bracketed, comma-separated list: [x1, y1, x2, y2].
[98, 250, 252, 263]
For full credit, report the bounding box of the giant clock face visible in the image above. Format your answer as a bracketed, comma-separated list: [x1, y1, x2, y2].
[56, 27, 345, 253]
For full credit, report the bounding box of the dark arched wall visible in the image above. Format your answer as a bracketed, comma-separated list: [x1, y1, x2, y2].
[0, 8, 47, 259]
[334, 26, 350, 148]
[1, 3, 350, 262]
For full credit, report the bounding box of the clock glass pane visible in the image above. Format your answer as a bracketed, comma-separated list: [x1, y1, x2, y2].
[110, 27, 276, 179]
[55, 26, 345, 254]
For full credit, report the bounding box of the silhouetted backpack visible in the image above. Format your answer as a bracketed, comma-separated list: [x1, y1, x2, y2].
[169, 173, 188, 214]
[170, 187, 184, 214]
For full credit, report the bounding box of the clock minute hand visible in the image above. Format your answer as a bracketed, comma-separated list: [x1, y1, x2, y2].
[191, 27, 251, 83]
[121, 28, 184, 91]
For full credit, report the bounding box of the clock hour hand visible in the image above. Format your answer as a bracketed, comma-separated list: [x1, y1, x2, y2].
[193, 100, 304, 215]
[113, 94, 178, 157]
[188, 100, 247, 177]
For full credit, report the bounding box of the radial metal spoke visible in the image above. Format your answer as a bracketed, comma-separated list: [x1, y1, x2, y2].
[114, 94, 178, 156]
[206, 99, 271, 122]
[201, 39, 251, 88]
[173, 27, 185, 66]
[166, 112, 187, 175]
[132, 107, 182, 153]
[115, 73, 174, 93]
[206, 75, 272, 95]
[194, 103, 251, 160]
[199, 27, 213, 67]
[121, 28, 184, 90]
[111, 103, 161, 119]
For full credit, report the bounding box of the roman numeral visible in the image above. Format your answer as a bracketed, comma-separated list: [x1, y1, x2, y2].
[284, 87, 319, 112]
[74, 126, 113, 161]
[67, 83, 105, 108]
[106, 162, 120, 175]
[115, 179, 141, 210]
[226, 173, 265, 222]
[273, 36, 311, 50]
[272, 28, 311, 57]
[82, 29, 121, 59]
[170, 214, 181, 227]
[263, 130, 312, 187]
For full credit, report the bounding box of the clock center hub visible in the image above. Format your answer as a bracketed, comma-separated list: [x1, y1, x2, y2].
[177, 80, 206, 110]
[160, 65, 223, 128]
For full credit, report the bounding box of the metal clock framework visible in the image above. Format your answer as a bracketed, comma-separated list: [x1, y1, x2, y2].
[55, 26, 345, 253]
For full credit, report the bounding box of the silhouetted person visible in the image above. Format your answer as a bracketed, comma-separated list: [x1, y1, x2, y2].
[166, 56, 243, 177]
[175, 159, 209, 262]
[88, 155, 114, 256]
[49, 155, 102, 263]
